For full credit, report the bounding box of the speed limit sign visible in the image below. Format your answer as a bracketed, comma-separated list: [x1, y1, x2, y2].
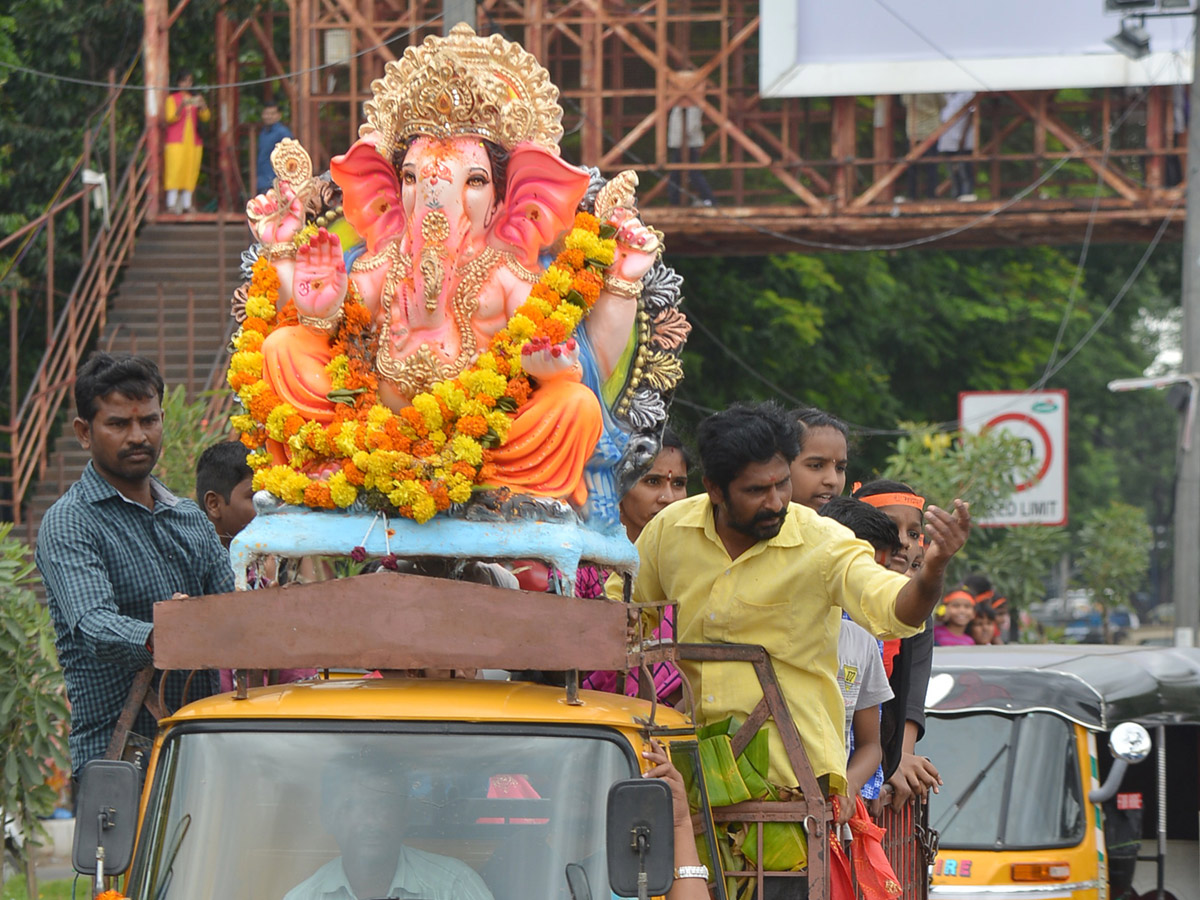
[959, 390, 1067, 526]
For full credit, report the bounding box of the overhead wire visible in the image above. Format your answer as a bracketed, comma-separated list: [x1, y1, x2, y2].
[0, 12, 442, 92]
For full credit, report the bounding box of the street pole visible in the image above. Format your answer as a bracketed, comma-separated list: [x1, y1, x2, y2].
[1174, 13, 1200, 647]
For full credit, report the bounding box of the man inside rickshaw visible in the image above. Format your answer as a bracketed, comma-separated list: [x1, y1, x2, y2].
[284, 753, 494, 900]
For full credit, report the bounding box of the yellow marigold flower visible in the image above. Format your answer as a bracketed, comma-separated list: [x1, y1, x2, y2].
[352, 449, 370, 471]
[449, 434, 484, 467]
[432, 381, 466, 413]
[591, 239, 616, 267]
[367, 404, 393, 428]
[551, 304, 584, 330]
[235, 328, 264, 353]
[328, 471, 358, 508]
[325, 354, 351, 389]
[428, 429, 447, 449]
[542, 265, 573, 295]
[230, 414, 255, 433]
[507, 314, 537, 342]
[486, 410, 512, 442]
[230, 350, 264, 375]
[265, 403, 297, 442]
[411, 492, 437, 523]
[334, 421, 361, 457]
[280, 471, 311, 505]
[459, 399, 487, 418]
[412, 393, 444, 430]
[564, 229, 593, 254]
[244, 293, 276, 320]
[467, 369, 508, 399]
[447, 477, 473, 505]
[247, 451, 271, 470]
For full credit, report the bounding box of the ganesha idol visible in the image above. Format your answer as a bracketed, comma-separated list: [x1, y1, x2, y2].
[233, 24, 688, 538]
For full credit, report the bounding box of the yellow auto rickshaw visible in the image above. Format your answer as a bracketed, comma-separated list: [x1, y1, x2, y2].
[923, 645, 1200, 900]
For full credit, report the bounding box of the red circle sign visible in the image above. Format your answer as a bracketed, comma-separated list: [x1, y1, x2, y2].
[981, 412, 1052, 492]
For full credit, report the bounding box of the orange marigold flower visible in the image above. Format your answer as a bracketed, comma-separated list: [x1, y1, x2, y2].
[242, 316, 271, 335]
[478, 462, 498, 482]
[504, 377, 531, 406]
[574, 211, 600, 234]
[344, 301, 372, 329]
[395, 434, 413, 454]
[304, 482, 335, 509]
[451, 461, 477, 480]
[283, 414, 305, 438]
[542, 319, 567, 344]
[248, 388, 282, 421]
[278, 300, 299, 326]
[429, 483, 451, 511]
[240, 431, 265, 450]
[475, 393, 497, 409]
[573, 270, 603, 306]
[399, 406, 426, 432]
[530, 283, 560, 304]
[556, 248, 586, 270]
[365, 430, 393, 451]
[228, 371, 258, 391]
[343, 461, 366, 485]
[457, 415, 488, 438]
[412, 440, 435, 459]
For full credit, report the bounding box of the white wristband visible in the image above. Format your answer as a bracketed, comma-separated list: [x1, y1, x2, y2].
[674, 865, 708, 881]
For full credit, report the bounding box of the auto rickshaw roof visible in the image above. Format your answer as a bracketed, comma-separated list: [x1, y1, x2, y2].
[928, 644, 1200, 731]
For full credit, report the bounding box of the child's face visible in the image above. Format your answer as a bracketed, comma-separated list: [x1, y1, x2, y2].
[968, 616, 996, 645]
[879, 504, 923, 575]
[205, 477, 256, 547]
[789, 426, 848, 511]
[944, 596, 975, 627]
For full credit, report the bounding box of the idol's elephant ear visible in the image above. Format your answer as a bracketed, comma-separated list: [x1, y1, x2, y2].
[330, 138, 405, 255]
[493, 144, 591, 268]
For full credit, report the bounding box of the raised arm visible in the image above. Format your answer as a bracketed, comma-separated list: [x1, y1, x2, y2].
[894, 500, 971, 628]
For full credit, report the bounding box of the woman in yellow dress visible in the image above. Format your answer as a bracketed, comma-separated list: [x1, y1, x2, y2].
[163, 71, 209, 213]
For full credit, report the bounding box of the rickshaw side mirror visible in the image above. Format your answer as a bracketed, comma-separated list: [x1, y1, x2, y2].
[1109, 722, 1152, 763]
[606, 778, 675, 898]
[72, 759, 140, 876]
[1089, 722, 1152, 804]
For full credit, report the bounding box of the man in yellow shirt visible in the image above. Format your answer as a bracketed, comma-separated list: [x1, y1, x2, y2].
[617, 402, 970, 810]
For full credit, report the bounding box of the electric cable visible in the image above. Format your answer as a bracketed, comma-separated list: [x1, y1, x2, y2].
[0, 12, 441, 92]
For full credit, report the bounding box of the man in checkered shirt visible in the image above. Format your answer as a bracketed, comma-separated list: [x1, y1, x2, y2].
[36, 353, 235, 772]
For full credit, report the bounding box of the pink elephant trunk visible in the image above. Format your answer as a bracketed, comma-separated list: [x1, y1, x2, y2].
[406, 205, 480, 320]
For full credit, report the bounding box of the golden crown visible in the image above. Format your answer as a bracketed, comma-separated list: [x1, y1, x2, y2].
[361, 23, 565, 160]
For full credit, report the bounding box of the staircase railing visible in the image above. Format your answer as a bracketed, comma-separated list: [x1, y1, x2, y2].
[1, 128, 152, 525]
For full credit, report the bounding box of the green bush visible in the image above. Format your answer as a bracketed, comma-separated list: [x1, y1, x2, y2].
[0, 524, 69, 893]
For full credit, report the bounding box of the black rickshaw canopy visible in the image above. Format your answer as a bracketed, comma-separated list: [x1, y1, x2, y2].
[928, 644, 1200, 731]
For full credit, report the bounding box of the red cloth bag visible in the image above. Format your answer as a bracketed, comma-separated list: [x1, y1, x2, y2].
[829, 797, 902, 900]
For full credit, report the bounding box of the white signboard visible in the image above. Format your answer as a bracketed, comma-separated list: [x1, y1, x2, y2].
[761, 0, 1195, 97]
[959, 390, 1068, 527]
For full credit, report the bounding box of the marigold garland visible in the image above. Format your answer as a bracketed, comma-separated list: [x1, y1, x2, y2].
[228, 213, 618, 523]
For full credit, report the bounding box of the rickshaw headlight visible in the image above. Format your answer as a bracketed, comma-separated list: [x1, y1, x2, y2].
[1011, 862, 1070, 881]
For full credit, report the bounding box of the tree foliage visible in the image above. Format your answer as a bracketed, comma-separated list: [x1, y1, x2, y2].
[0, 524, 69, 892]
[1076, 502, 1153, 643]
[669, 239, 1181, 608]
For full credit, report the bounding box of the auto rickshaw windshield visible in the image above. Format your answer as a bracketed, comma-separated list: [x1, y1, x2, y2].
[923, 711, 1085, 849]
[127, 726, 636, 900]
